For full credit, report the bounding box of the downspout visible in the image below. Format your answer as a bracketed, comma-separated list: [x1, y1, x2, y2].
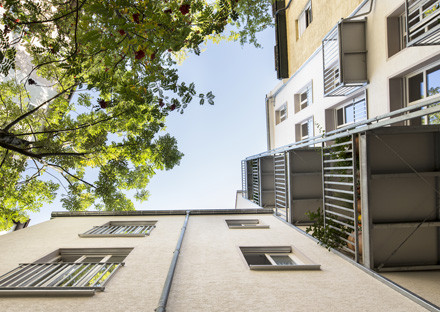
[155, 211, 190, 312]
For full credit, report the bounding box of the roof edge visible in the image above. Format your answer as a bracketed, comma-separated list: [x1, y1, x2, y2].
[51, 209, 274, 218]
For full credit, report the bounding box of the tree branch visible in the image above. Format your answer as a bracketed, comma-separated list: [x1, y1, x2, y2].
[46, 162, 96, 188]
[3, 83, 77, 132]
[0, 141, 87, 159]
[0, 150, 9, 169]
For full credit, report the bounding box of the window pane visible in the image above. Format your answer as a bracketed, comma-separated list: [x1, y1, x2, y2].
[345, 104, 354, 124]
[427, 64, 440, 96]
[408, 73, 424, 102]
[301, 122, 309, 137]
[271, 255, 295, 265]
[337, 108, 344, 126]
[353, 99, 367, 122]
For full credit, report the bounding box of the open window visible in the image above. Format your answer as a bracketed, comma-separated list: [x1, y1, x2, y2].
[240, 246, 320, 270]
[275, 103, 288, 124]
[297, 1, 312, 39]
[0, 248, 132, 295]
[79, 221, 156, 237]
[387, 4, 407, 57]
[294, 83, 313, 113]
[226, 219, 269, 229]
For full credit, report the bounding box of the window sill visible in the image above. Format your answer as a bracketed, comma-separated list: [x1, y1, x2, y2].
[0, 289, 96, 297]
[249, 264, 321, 270]
[228, 225, 270, 229]
[78, 234, 148, 237]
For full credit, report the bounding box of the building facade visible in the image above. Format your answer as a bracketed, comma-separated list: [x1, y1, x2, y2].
[0, 209, 435, 311]
[241, 0, 440, 308]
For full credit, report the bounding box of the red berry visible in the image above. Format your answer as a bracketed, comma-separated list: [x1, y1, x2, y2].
[132, 13, 140, 23]
[98, 99, 107, 109]
[150, 52, 156, 60]
[179, 4, 190, 15]
[170, 104, 176, 111]
[135, 49, 145, 60]
[118, 29, 126, 36]
[159, 99, 164, 107]
[168, 49, 172, 52]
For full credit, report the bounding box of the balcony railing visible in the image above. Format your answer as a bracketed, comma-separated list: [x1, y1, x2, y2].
[322, 20, 367, 96]
[407, 0, 440, 46]
[79, 223, 155, 237]
[0, 262, 123, 291]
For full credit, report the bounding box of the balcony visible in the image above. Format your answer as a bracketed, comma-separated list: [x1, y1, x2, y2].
[322, 19, 367, 97]
[406, 0, 440, 46]
[0, 262, 123, 294]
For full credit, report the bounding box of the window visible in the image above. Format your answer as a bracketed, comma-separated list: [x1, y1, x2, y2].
[79, 221, 156, 237]
[275, 103, 288, 125]
[335, 96, 367, 128]
[294, 83, 313, 112]
[226, 219, 269, 229]
[387, 4, 407, 57]
[0, 248, 132, 293]
[297, 117, 313, 140]
[407, 62, 440, 124]
[239, 246, 320, 270]
[406, 0, 440, 46]
[297, 1, 312, 38]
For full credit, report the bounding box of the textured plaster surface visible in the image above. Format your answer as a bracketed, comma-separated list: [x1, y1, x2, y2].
[0, 215, 184, 312]
[383, 271, 440, 307]
[285, 0, 363, 76]
[166, 214, 426, 312]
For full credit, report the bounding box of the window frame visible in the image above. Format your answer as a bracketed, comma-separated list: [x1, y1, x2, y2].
[295, 82, 313, 112]
[239, 246, 320, 271]
[0, 248, 132, 295]
[225, 219, 269, 229]
[79, 220, 157, 237]
[275, 103, 288, 125]
[406, 60, 440, 124]
[299, 117, 313, 140]
[297, 0, 312, 39]
[335, 94, 367, 128]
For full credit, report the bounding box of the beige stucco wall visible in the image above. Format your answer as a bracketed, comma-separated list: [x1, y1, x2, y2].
[286, 0, 364, 76]
[0, 215, 185, 312]
[167, 214, 425, 312]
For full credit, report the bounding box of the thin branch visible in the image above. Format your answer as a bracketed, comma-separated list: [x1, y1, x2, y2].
[0, 141, 86, 159]
[46, 162, 96, 188]
[15, 113, 122, 137]
[13, 0, 88, 26]
[3, 84, 77, 132]
[0, 150, 9, 169]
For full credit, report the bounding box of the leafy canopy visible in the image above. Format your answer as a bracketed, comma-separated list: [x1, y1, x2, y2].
[0, 0, 273, 230]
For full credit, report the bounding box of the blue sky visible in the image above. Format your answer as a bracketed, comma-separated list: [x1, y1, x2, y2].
[28, 26, 278, 224]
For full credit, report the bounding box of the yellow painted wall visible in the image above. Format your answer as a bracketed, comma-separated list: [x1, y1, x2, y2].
[286, 0, 364, 75]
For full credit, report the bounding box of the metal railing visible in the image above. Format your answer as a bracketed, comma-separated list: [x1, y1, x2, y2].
[0, 262, 123, 291]
[406, 0, 440, 46]
[251, 159, 261, 205]
[245, 94, 440, 161]
[241, 160, 247, 198]
[80, 224, 155, 237]
[274, 153, 288, 220]
[322, 136, 360, 262]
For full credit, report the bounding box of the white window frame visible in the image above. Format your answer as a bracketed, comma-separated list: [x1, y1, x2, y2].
[275, 103, 288, 125]
[295, 83, 313, 112]
[335, 95, 367, 128]
[406, 60, 440, 124]
[239, 246, 320, 271]
[225, 219, 269, 229]
[297, 1, 312, 38]
[399, 11, 407, 51]
[79, 220, 157, 237]
[300, 117, 313, 140]
[0, 248, 132, 294]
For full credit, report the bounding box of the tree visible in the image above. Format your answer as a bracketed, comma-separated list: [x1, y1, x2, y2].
[0, 0, 273, 230]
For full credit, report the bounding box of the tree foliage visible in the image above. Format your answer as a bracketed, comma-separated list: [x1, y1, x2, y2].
[0, 0, 273, 230]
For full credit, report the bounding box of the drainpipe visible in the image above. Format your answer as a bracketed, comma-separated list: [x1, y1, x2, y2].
[155, 211, 190, 312]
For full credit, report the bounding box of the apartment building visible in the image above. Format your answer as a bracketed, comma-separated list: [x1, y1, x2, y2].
[0, 208, 435, 311]
[241, 0, 440, 308]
